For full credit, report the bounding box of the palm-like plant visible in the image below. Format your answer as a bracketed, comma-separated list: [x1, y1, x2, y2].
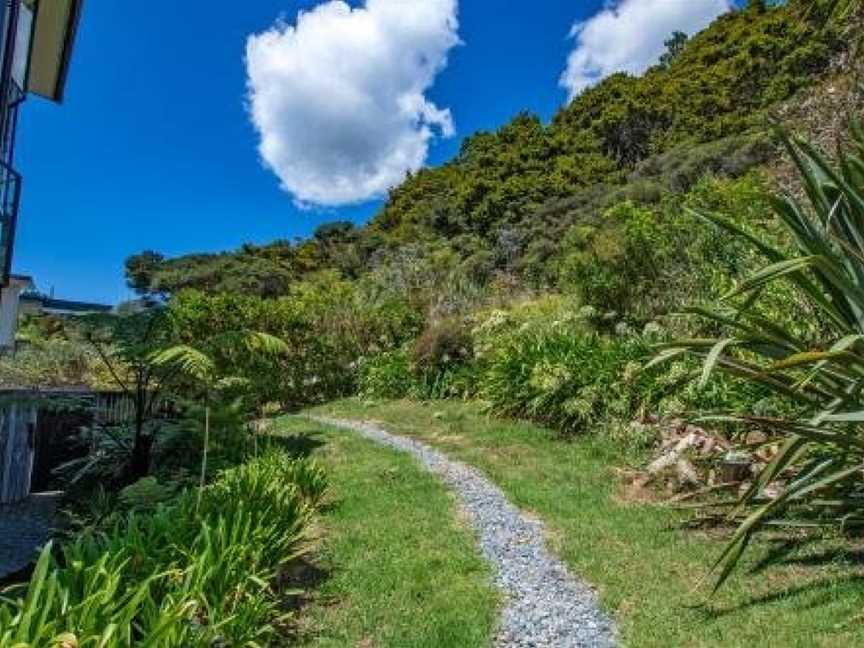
[151, 331, 289, 509]
[653, 116, 864, 590]
[80, 309, 178, 480]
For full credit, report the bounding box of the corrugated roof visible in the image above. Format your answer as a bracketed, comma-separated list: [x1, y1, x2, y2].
[20, 293, 111, 313]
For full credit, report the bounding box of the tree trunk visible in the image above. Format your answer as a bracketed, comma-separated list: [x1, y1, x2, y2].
[196, 404, 210, 514]
[129, 379, 152, 480]
[130, 432, 153, 480]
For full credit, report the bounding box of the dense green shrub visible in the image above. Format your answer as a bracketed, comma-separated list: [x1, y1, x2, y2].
[157, 396, 257, 475]
[358, 350, 416, 400]
[556, 173, 786, 322]
[479, 325, 652, 435]
[0, 450, 326, 647]
[558, 200, 670, 318]
[0, 337, 115, 389]
[357, 291, 784, 442]
[358, 347, 480, 401]
[166, 274, 422, 408]
[359, 297, 647, 432]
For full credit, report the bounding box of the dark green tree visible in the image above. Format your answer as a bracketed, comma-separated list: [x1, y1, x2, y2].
[747, 0, 767, 12]
[313, 220, 356, 242]
[124, 250, 165, 297]
[659, 31, 689, 67]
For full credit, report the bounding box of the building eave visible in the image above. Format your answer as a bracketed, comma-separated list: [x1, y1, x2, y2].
[27, 0, 84, 103]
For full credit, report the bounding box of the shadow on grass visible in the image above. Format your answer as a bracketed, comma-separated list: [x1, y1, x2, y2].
[698, 573, 864, 622]
[281, 557, 331, 610]
[748, 537, 864, 574]
[267, 422, 342, 643]
[678, 535, 864, 624]
[278, 557, 332, 643]
[265, 428, 327, 458]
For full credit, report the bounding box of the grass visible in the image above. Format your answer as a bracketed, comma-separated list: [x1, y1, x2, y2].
[273, 416, 498, 648]
[306, 399, 864, 648]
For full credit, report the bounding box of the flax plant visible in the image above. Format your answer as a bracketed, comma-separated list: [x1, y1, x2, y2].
[652, 116, 864, 590]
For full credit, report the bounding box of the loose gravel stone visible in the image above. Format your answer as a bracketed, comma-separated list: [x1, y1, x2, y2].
[309, 416, 616, 648]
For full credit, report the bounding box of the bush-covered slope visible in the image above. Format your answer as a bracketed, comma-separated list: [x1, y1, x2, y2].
[127, 0, 855, 298]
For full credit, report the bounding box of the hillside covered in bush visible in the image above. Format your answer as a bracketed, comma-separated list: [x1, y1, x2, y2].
[126, 0, 857, 302]
[9, 2, 864, 644]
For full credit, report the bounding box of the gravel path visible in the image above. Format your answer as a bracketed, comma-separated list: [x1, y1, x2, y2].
[309, 416, 616, 648]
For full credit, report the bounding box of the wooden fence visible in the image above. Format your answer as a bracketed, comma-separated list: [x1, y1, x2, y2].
[0, 400, 37, 504]
[0, 390, 142, 505]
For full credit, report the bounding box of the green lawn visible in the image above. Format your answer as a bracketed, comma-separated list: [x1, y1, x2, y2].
[306, 399, 864, 648]
[274, 415, 498, 647]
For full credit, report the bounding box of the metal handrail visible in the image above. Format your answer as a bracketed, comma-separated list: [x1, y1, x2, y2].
[0, 156, 21, 284]
[0, 1, 29, 287]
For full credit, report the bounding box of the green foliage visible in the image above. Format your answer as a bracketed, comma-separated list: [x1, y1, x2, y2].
[359, 289, 784, 442]
[126, 2, 847, 300]
[0, 315, 122, 389]
[0, 338, 115, 389]
[479, 324, 652, 435]
[554, 1, 843, 157]
[657, 117, 864, 590]
[358, 350, 416, 400]
[279, 456, 329, 507]
[125, 250, 165, 297]
[126, 242, 297, 298]
[556, 173, 782, 321]
[411, 318, 474, 371]
[558, 200, 666, 317]
[118, 477, 175, 511]
[659, 31, 689, 68]
[150, 331, 289, 402]
[361, 298, 648, 432]
[15, 313, 68, 344]
[62, 309, 187, 481]
[159, 396, 256, 473]
[358, 347, 480, 401]
[0, 450, 323, 647]
[151, 331, 290, 511]
[165, 275, 421, 408]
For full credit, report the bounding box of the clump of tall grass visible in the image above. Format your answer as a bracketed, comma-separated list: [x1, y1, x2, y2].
[0, 450, 327, 647]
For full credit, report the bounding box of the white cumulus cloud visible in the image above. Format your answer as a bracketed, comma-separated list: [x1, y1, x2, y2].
[560, 0, 733, 101]
[245, 0, 459, 206]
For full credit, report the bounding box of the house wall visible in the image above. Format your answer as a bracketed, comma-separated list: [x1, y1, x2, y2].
[0, 279, 27, 349]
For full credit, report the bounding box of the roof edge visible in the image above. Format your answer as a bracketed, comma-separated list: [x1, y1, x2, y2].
[36, 0, 84, 104]
[46, 0, 83, 103]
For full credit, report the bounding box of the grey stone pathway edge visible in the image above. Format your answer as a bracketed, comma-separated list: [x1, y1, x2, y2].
[307, 415, 617, 648]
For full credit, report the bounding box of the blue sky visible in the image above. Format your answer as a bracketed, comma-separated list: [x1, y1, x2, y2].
[16, 0, 731, 304]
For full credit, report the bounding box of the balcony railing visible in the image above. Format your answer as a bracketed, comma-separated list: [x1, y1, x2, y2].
[0, 0, 29, 286]
[0, 157, 21, 284]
